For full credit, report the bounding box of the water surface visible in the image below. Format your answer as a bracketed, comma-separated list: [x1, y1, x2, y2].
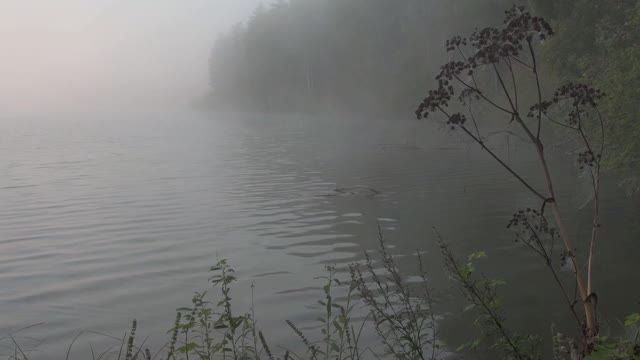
[1, 110, 638, 358]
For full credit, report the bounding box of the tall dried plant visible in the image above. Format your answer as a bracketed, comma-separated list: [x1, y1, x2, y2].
[416, 5, 605, 352]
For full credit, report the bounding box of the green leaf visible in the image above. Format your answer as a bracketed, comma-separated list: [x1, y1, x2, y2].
[468, 251, 487, 261]
[584, 347, 616, 360]
[456, 339, 481, 352]
[624, 313, 640, 326]
[463, 304, 476, 312]
[462, 263, 475, 277]
[332, 320, 342, 332]
[177, 343, 198, 353]
[323, 284, 330, 295]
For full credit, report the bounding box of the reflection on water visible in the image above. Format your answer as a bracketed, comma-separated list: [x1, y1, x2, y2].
[0, 110, 638, 358]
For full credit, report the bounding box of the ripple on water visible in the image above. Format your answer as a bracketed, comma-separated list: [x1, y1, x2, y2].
[1, 112, 638, 359]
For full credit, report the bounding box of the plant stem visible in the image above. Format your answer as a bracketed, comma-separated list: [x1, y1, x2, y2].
[536, 143, 597, 337]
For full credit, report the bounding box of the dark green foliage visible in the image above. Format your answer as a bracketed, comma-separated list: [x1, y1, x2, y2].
[529, 0, 640, 191]
[207, 0, 640, 189]
[166, 259, 261, 359]
[436, 231, 541, 360]
[582, 315, 640, 360]
[3, 252, 637, 359]
[284, 264, 368, 360]
[350, 228, 438, 359]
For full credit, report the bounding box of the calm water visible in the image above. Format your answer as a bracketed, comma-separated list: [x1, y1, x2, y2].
[1, 110, 638, 358]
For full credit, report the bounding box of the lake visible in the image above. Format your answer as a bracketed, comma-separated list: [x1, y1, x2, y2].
[1, 109, 638, 358]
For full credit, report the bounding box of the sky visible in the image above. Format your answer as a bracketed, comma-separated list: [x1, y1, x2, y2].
[0, 1, 269, 114]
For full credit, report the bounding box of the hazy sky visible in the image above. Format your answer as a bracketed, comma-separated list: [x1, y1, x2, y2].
[0, 1, 270, 113]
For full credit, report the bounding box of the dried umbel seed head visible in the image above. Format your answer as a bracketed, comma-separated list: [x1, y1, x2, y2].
[507, 208, 556, 243]
[466, 6, 553, 67]
[552, 82, 605, 108]
[526, 82, 605, 127]
[527, 100, 553, 118]
[469, 27, 504, 65]
[503, 5, 554, 41]
[566, 107, 585, 126]
[417, 6, 556, 120]
[577, 150, 598, 170]
[436, 60, 467, 81]
[458, 88, 480, 105]
[416, 82, 454, 119]
[446, 35, 468, 52]
[447, 113, 467, 127]
[507, 208, 540, 227]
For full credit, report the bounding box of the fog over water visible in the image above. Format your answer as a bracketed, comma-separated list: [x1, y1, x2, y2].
[1, 2, 639, 359]
[0, 1, 271, 114]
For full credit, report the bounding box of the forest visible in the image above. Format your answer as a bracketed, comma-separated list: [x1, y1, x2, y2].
[206, 0, 639, 191]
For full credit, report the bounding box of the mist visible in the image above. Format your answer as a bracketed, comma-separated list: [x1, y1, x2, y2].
[1, 1, 639, 359]
[0, 0, 270, 114]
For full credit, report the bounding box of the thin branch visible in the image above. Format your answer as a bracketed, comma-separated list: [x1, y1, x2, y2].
[576, 107, 604, 297]
[527, 40, 544, 140]
[519, 219, 583, 332]
[452, 74, 515, 116]
[8, 336, 28, 360]
[505, 56, 518, 111]
[484, 130, 528, 143]
[467, 106, 482, 139]
[437, 110, 546, 200]
[456, 45, 480, 89]
[492, 62, 517, 113]
[513, 113, 538, 145]
[509, 55, 534, 70]
[595, 106, 605, 161]
[576, 111, 596, 165]
[437, 107, 542, 201]
[544, 113, 578, 131]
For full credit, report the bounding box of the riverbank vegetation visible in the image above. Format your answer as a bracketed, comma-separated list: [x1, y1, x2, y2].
[415, 4, 637, 357]
[5, 239, 638, 359]
[204, 0, 639, 191]
[4, 3, 638, 359]
[158, 4, 638, 358]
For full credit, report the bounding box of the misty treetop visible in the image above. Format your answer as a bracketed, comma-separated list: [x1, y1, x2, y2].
[206, 0, 640, 191]
[207, 0, 510, 115]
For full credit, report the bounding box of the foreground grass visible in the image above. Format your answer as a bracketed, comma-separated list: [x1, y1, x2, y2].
[3, 234, 638, 359]
[2, 234, 439, 360]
